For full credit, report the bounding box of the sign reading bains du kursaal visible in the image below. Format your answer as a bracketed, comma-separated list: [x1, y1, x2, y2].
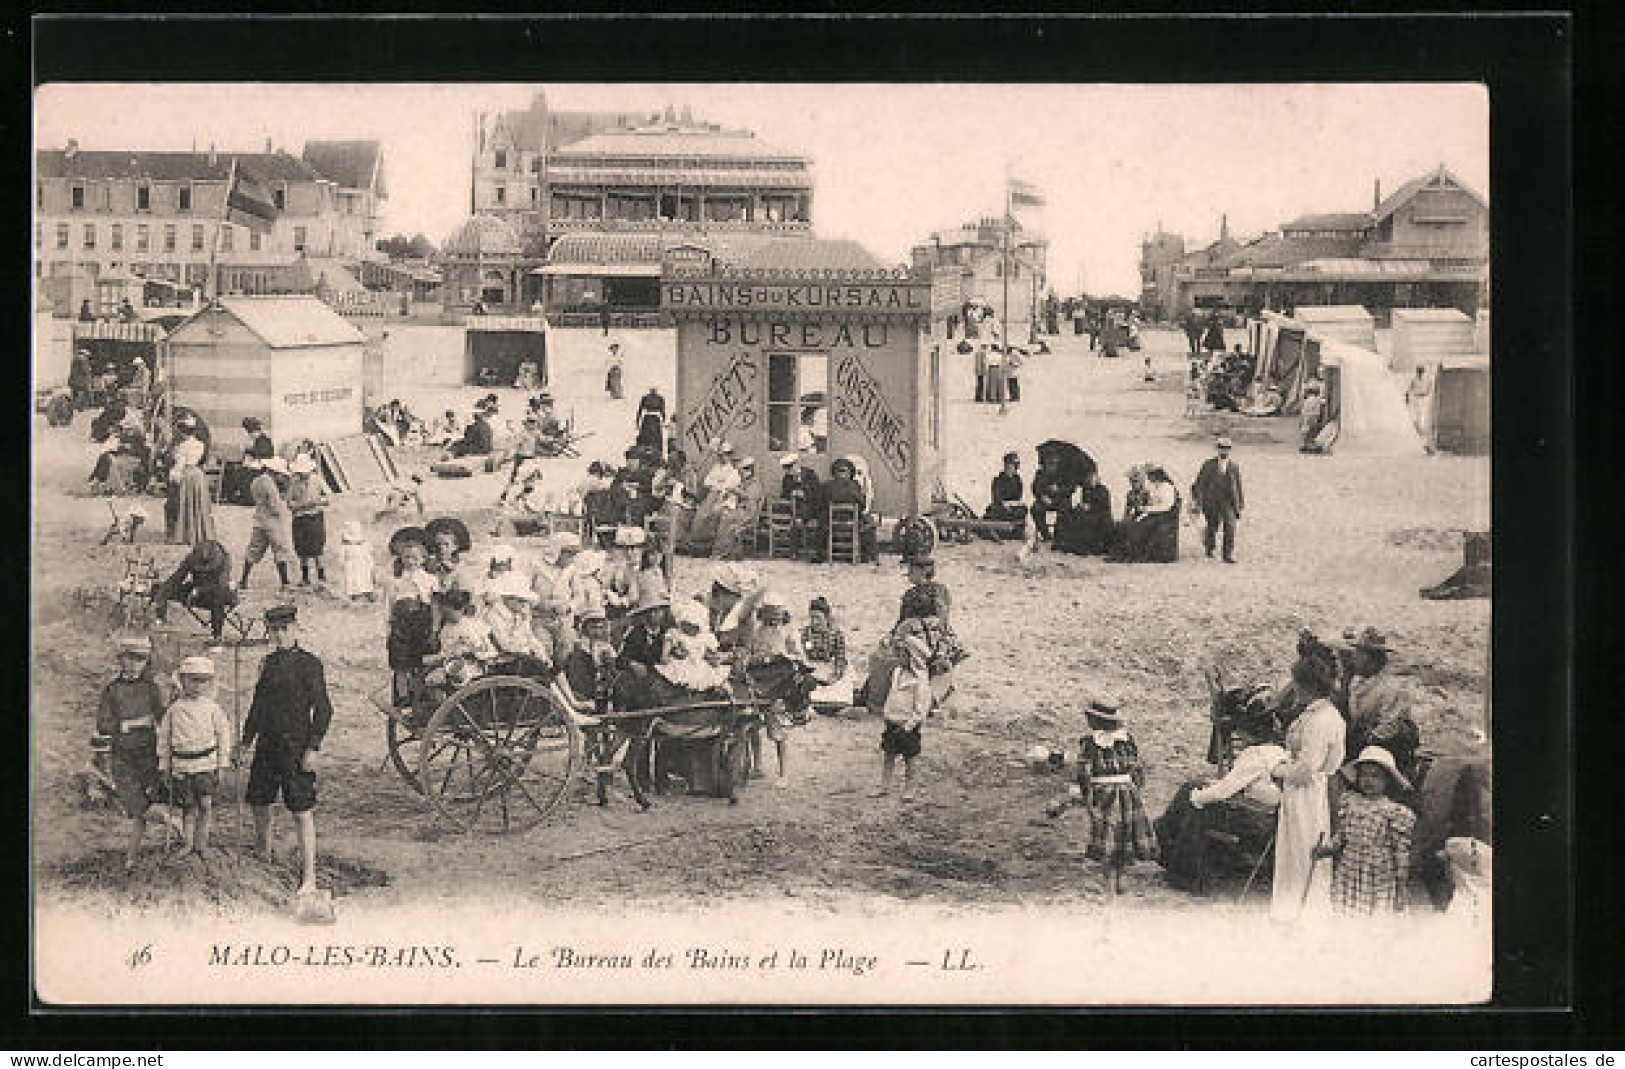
[664, 279, 930, 314]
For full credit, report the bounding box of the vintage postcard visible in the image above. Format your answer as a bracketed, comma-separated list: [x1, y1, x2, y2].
[32, 80, 1496, 1006]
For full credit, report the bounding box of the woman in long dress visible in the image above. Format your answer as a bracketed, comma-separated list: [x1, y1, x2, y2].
[1270, 649, 1346, 922]
[166, 430, 215, 546]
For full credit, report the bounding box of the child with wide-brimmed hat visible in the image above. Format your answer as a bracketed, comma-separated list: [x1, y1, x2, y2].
[1318, 745, 1419, 915]
[1076, 698, 1159, 895]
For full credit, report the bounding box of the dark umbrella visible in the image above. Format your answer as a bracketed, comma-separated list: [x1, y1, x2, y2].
[1036, 439, 1097, 486]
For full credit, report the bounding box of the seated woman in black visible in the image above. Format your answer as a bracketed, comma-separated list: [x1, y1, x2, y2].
[816, 457, 876, 563]
[448, 410, 494, 458]
[983, 452, 1028, 525]
[1054, 467, 1114, 555]
[1029, 452, 1077, 543]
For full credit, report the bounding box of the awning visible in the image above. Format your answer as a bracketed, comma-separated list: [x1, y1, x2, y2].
[533, 263, 662, 277]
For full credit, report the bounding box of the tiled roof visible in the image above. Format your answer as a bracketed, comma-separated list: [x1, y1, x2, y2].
[1372, 165, 1487, 221]
[1280, 211, 1372, 232]
[554, 126, 807, 163]
[301, 140, 384, 195]
[735, 237, 882, 272]
[1217, 232, 1364, 269]
[443, 214, 523, 256]
[176, 296, 366, 348]
[36, 149, 326, 183]
[548, 232, 666, 265]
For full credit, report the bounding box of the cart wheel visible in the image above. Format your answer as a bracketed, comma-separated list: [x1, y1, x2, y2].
[418, 675, 580, 834]
[386, 714, 428, 794]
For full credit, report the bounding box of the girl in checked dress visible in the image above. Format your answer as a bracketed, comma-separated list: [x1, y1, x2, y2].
[1077, 698, 1159, 896]
[1320, 746, 1418, 916]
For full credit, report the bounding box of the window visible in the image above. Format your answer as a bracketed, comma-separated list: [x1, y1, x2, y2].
[163, 224, 177, 252]
[495, 185, 506, 205]
[82, 224, 96, 250]
[71, 185, 84, 209]
[191, 224, 205, 251]
[250, 229, 262, 252]
[219, 224, 233, 252]
[136, 224, 149, 251]
[530, 187, 538, 205]
[293, 226, 307, 252]
[34, 223, 42, 249]
[179, 185, 192, 212]
[494, 148, 507, 170]
[110, 224, 123, 251]
[137, 186, 151, 211]
[766, 353, 829, 455]
[273, 186, 286, 210]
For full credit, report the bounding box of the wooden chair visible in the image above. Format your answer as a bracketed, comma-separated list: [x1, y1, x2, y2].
[827, 504, 861, 565]
[766, 499, 798, 559]
[202, 458, 226, 504]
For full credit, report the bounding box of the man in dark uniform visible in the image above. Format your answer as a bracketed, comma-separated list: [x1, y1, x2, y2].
[1029, 451, 1077, 543]
[242, 604, 334, 895]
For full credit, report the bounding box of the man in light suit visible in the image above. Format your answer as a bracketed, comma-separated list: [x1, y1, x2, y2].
[1191, 435, 1245, 563]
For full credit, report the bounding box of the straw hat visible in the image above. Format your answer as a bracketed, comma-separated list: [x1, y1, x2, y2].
[177, 655, 216, 678]
[710, 563, 751, 594]
[1342, 745, 1412, 793]
[1084, 698, 1124, 727]
[289, 454, 317, 475]
[717, 441, 737, 457]
[341, 521, 365, 544]
[780, 453, 799, 468]
[491, 574, 538, 603]
[264, 604, 298, 629]
[671, 600, 709, 632]
[1342, 626, 1393, 655]
[614, 526, 647, 548]
[631, 585, 671, 615]
[115, 634, 152, 658]
[425, 516, 472, 553]
[260, 456, 290, 476]
[389, 525, 428, 556]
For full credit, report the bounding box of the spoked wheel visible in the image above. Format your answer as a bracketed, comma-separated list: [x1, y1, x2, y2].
[386, 714, 430, 794]
[418, 675, 580, 834]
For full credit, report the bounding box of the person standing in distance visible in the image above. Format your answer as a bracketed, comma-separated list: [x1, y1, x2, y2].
[242, 604, 334, 896]
[1191, 435, 1245, 563]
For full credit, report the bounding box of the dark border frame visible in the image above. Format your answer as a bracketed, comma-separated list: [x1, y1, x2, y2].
[13, 10, 1586, 1048]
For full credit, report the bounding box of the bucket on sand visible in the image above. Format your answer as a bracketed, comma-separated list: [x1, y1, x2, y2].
[295, 887, 335, 925]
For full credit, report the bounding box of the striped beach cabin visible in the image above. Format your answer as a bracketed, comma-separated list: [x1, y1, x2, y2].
[165, 296, 365, 460]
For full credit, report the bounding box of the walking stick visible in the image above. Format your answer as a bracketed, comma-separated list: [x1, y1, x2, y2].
[230, 641, 245, 850]
[1299, 831, 1329, 911]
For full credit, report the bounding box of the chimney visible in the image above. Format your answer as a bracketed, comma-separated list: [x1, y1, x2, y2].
[208, 142, 217, 166]
[1219, 213, 1230, 242]
[64, 138, 78, 159]
[265, 137, 273, 154]
[1373, 178, 1382, 210]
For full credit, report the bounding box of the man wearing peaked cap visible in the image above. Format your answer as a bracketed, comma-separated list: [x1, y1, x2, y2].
[243, 599, 333, 896]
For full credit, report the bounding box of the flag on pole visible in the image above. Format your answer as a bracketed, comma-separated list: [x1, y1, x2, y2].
[224, 158, 279, 234]
[1009, 178, 1046, 210]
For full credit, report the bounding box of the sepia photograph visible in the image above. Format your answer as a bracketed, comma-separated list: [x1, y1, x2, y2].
[31, 72, 1505, 1008]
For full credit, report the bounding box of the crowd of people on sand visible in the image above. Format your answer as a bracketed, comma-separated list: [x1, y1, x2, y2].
[62, 308, 1485, 927]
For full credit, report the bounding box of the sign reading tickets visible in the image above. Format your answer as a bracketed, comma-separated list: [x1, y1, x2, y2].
[665, 281, 929, 314]
[832, 354, 911, 479]
[681, 352, 760, 457]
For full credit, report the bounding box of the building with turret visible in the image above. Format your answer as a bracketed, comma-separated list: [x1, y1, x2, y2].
[910, 217, 1048, 339]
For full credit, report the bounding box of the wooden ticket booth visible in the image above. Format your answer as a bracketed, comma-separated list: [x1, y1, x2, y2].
[663, 259, 943, 518]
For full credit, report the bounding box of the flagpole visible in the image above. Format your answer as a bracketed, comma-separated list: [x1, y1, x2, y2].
[208, 157, 235, 303]
[1002, 170, 1012, 352]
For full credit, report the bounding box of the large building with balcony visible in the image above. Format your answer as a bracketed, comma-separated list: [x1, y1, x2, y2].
[1139, 165, 1488, 323]
[458, 95, 819, 317]
[33, 138, 387, 316]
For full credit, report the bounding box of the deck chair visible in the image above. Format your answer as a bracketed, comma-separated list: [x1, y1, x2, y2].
[113, 553, 163, 630]
[827, 504, 862, 565]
